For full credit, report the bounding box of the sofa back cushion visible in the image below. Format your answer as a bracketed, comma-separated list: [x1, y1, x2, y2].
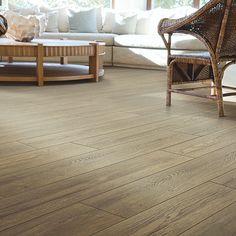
[8, 3, 40, 15]
[112, 14, 137, 34]
[102, 9, 116, 33]
[102, 9, 138, 34]
[69, 8, 97, 33]
[135, 6, 197, 35]
[135, 10, 153, 35]
[95, 7, 103, 32]
[58, 8, 70, 32]
[39, 6, 69, 32]
[45, 11, 59, 32]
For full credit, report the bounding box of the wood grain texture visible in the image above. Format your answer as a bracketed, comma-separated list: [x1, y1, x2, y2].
[0, 130, 194, 198]
[73, 125, 197, 150]
[179, 202, 236, 236]
[83, 143, 236, 218]
[36, 43, 44, 86]
[212, 168, 236, 189]
[93, 182, 236, 236]
[0, 141, 33, 157]
[0, 143, 95, 177]
[0, 150, 190, 231]
[0, 111, 140, 147]
[1, 67, 236, 236]
[0, 202, 123, 236]
[18, 113, 167, 149]
[164, 127, 236, 158]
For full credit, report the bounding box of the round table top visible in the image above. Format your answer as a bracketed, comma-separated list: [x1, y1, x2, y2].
[0, 38, 104, 47]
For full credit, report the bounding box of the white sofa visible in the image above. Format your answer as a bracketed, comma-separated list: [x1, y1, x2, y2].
[39, 32, 206, 69]
[5, 5, 207, 70]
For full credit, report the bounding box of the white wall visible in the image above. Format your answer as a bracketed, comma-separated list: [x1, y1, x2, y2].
[115, 0, 146, 10]
[222, 65, 236, 102]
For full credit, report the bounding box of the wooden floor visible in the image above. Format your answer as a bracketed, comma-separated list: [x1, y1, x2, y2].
[1, 67, 236, 236]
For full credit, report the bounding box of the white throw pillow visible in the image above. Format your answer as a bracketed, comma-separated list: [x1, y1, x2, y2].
[171, 6, 197, 19]
[69, 6, 102, 32]
[45, 11, 59, 32]
[95, 6, 103, 32]
[8, 3, 40, 15]
[135, 10, 153, 35]
[102, 9, 116, 33]
[58, 8, 69, 32]
[39, 6, 69, 32]
[39, 4, 51, 13]
[69, 8, 97, 33]
[147, 7, 197, 35]
[112, 14, 137, 34]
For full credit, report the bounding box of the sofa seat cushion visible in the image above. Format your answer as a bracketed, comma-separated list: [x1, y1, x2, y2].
[39, 32, 117, 46]
[114, 34, 207, 51]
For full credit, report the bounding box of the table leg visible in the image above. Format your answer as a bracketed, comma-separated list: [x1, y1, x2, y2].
[37, 44, 44, 86]
[60, 57, 68, 65]
[89, 43, 99, 82]
[8, 57, 13, 63]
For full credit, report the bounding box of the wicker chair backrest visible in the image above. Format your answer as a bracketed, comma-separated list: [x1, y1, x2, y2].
[219, 1, 236, 59]
[177, 0, 236, 60]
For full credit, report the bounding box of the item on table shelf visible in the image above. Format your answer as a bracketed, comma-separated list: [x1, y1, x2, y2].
[0, 15, 8, 36]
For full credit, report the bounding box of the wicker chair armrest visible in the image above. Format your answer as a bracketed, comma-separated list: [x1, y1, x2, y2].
[158, 17, 189, 35]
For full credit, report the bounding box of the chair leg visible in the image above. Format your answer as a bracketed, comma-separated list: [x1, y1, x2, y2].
[166, 63, 173, 106]
[212, 64, 224, 117]
[210, 81, 217, 96]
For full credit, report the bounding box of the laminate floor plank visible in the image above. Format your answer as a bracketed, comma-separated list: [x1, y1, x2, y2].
[179, 201, 236, 236]
[0, 142, 34, 157]
[173, 118, 236, 136]
[1, 67, 236, 236]
[0, 143, 95, 177]
[0, 150, 190, 230]
[83, 143, 236, 218]
[0, 130, 195, 198]
[18, 113, 183, 149]
[0, 202, 123, 236]
[0, 110, 139, 145]
[92, 182, 236, 236]
[73, 112, 236, 149]
[1, 110, 139, 132]
[0, 151, 190, 223]
[212, 168, 236, 189]
[163, 128, 236, 158]
[73, 120, 198, 149]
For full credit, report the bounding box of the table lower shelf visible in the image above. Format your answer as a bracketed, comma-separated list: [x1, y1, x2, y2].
[0, 62, 104, 83]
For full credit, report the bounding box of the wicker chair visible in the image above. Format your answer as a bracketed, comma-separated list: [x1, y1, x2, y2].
[158, 0, 236, 117]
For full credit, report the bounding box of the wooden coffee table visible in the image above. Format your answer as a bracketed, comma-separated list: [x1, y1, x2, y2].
[0, 38, 105, 86]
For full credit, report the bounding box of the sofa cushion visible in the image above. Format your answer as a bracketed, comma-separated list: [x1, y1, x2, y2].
[113, 46, 207, 69]
[94, 6, 103, 32]
[112, 14, 137, 34]
[39, 32, 117, 46]
[114, 34, 206, 51]
[58, 8, 70, 32]
[45, 11, 59, 32]
[102, 9, 116, 33]
[69, 8, 97, 33]
[8, 3, 40, 15]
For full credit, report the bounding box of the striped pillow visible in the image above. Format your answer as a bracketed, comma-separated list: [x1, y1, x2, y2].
[0, 15, 7, 35]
